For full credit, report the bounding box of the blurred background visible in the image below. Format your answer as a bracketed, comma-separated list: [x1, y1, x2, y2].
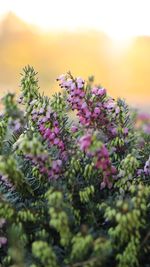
[0, 0, 150, 111]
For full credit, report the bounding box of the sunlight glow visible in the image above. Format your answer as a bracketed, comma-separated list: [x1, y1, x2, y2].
[0, 0, 150, 42]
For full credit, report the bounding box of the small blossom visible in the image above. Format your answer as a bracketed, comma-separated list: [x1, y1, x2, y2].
[94, 107, 101, 115]
[0, 237, 7, 247]
[123, 127, 129, 136]
[71, 125, 78, 133]
[0, 219, 6, 228]
[79, 134, 92, 151]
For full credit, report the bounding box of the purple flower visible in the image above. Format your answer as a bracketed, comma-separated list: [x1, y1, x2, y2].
[0, 219, 6, 228]
[54, 138, 59, 145]
[14, 120, 21, 132]
[79, 134, 92, 151]
[123, 127, 128, 136]
[49, 132, 55, 141]
[137, 169, 144, 176]
[31, 109, 38, 115]
[100, 181, 106, 189]
[71, 83, 76, 90]
[81, 102, 87, 110]
[91, 87, 98, 95]
[0, 237, 7, 247]
[54, 127, 60, 134]
[57, 74, 66, 82]
[94, 107, 101, 115]
[143, 125, 150, 134]
[39, 124, 45, 134]
[53, 120, 59, 127]
[92, 87, 106, 97]
[39, 108, 45, 114]
[111, 128, 117, 136]
[0, 175, 13, 188]
[32, 114, 38, 121]
[46, 111, 51, 119]
[71, 125, 78, 133]
[97, 88, 106, 96]
[51, 159, 63, 175]
[44, 128, 51, 139]
[58, 140, 65, 150]
[104, 100, 115, 110]
[41, 117, 48, 123]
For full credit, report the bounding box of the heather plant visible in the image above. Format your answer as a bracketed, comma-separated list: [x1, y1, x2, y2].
[0, 66, 150, 267]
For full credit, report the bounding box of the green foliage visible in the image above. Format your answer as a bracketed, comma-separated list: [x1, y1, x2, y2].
[103, 184, 150, 267]
[32, 241, 58, 267]
[46, 188, 72, 247]
[71, 233, 93, 261]
[20, 65, 40, 108]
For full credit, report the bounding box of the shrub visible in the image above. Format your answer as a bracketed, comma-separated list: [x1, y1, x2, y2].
[0, 66, 150, 267]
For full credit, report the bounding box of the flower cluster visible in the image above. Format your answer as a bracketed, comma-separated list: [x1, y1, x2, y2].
[0, 174, 14, 189]
[18, 84, 67, 180]
[27, 99, 66, 156]
[18, 134, 64, 181]
[9, 118, 22, 133]
[38, 116, 65, 152]
[57, 74, 109, 128]
[57, 73, 122, 145]
[26, 153, 63, 180]
[79, 134, 117, 188]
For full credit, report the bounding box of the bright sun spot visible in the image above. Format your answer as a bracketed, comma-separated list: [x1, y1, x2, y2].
[0, 0, 150, 44]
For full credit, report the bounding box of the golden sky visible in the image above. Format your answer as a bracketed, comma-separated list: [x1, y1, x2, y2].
[0, 0, 150, 41]
[0, 0, 150, 110]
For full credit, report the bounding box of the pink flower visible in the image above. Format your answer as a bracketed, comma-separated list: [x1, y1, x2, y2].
[97, 88, 106, 96]
[0, 237, 7, 247]
[92, 87, 106, 97]
[123, 127, 128, 136]
[39, 125, 45, 134]
[110, 127, 117, 136]
[53, 120, 59, 127]
[79, 134, 92, 151]
[115, 106, 120, 114]
[104, 100, 115, 110]
[46, 111, 51, 119]
[77, 77, 84, 88]
[54, 138, 59, 145]
[143, 125, 150, 134]
[71, 125, 78, 133]
[85, 110, 92, 118]
[49, 132, 55, 140]
[58, 140, 65, 150]
[100, 181, 106, 189]
[100, 145, 109, 157]
[94, 107, 100, 115]
[44, 128, 51, 138]
[81, 102, 87, 110]
[91, 87, 98, 95]
[39, 108, 44, 114]
[54, 127, 60, 134]
[71, 83, 76, 90]
[0, 219, 6, 228]
[57, 74, 66, 82]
